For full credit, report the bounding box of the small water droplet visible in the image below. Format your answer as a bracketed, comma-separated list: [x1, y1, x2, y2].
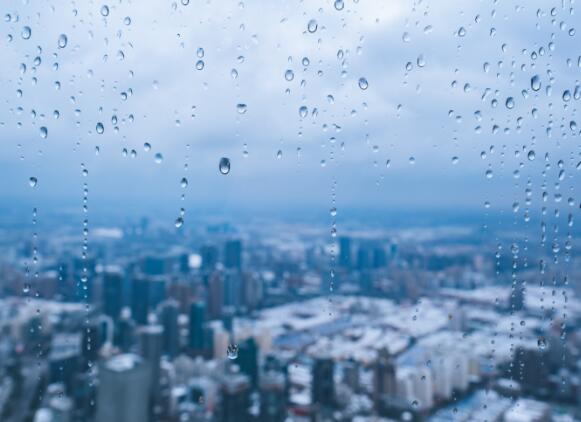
[40, 127, 48, 138]
[537, 336, 547, 350]
[284, 69, 294, 81]
[143, 142, 151, 152]
[219, 157, 231, 175]
[358, 77, 369, 90]
[155, 153, 163, 163]
[21, 26, 31, 40]
[100, 5, 109, 16]
[299, 106, 308, 118]
[307, 19, 318, 33]
[334, 0, 344, 11]
[227, 343, 239, 359]
[29, 177, 37, 187]
[180, 177, 188, 188]
[527, 150, 535, 161]
[505, 97, 515, 109]
[236, 103, 247, 114]
[175, 217, 184, 228]
[458, 26, 466, 37]
[58, 34, 68, 48]
[96, 122, 104, 134]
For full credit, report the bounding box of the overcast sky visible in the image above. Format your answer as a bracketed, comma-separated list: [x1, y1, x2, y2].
[0, 0, 579, 222]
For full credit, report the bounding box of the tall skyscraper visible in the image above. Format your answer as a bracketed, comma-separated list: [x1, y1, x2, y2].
[208, 273, 224, 319]
[373, 348, 397, 408]
[159, 300, 180, 358]
[237, 337, 259, 388]
[339, 237, 352, 268]
[223, 271, 242, 311]
[260, 371, 286, 422]
[189, 301, 206, 353]
[220, 373, 251, 422]
[138, 325, 164, 400]
[224, 240, 242, 270]
[102, 269, 123, 320]
[131, 278, 151, 325]
[312, 357, 335, 408]
[200, 245, 219, 272]
[96, 354, 151, 422]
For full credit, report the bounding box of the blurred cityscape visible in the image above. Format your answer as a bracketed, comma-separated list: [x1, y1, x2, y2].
[0, 213, 580, 422]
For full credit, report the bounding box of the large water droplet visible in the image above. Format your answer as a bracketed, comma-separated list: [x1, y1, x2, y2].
[299, 106, 308, 118]
[284, 69, 294, 81]
[58, 34, 68, 48]
[100, 5, 110, 16]
[334, 0, 344, 11]
[96, 122, 104, 134]
[531, 75, 541, 91]
[505, 97, 515, 109]
[40, 127, 48, 138]
[358, 77, 369, 90]
[219, 157, 230, 175]
[154, 153, 163, 163]
[527, 150, 535, 161]
[175, 217, 184, 228]
[21, 26, 31, 40]
[180, 177, 188, 188]
[307, 19, 318, 33]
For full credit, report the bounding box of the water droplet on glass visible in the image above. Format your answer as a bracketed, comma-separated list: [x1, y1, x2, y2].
[284, 69, 294, 81]
[21, 26, 31, 40]
[527, 150, 535, 161]
[29, 177, 37, 187]
[196, 60, 204, 70]
[307, 19, 318, 33]
[458, 26, 466, 37]
[180, 177, 188, 188]
[58, 34, 68, 48]
[143, 142, 151, 152]
[219, 157, 231, 175]
[299, 106, 308, 118]
[531, 75, 541, 91]
[485, 169, 493, 179]
[96, 122, 104, 134]
[175, 217, 184, 228]
[334, 0, 344, 11]
[358, 77, 369, 90]
[505, 97, 515, 109]
[40, 127, 48, 138]
[100, 5, 110, 16]
[227, 343, 238, 359]
[155, 153, 163, 164]
[537, 336, 547, 350]
[236, 103, 247, 114]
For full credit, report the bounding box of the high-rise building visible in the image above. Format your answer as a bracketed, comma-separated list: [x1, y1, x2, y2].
[312, 357, 335, 408]
[339, 237, 352, 268]
[224, 240, 242, 270]
[131, 277, 167, 325]
[373, 348, 397, 408]
[208, 273, 224, 319]
[259, 371, 286, 422]
[159, 300, 180, 358]
[138, 325, 164, 400]
[224, 272, 242, 311]
[220, 373, 251, 422]
[357, 245, 373, 270]
[200, 245, 219, 272]
[237, 338, 259, 388]
[102, 269, 123, 320]
[189, 301, 206, 353]
[96, 354, 151, 422]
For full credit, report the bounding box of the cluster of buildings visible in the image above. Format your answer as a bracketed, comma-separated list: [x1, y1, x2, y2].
[0, 219, 579, 421]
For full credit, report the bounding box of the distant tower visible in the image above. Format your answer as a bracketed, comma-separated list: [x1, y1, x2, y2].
[189, 301, 206, 353]
[237, 338, 259, 388]
[224, 240, 242, 270]
[96, 354, 151, 422]
[138, 325, 164, 400]
[208, 274, 224, 319]
[312, 357, 335, 408]
[102, 270, 123, 320]
[159, 300, 180, 358]
[200, 245, 219, 272]
[220, 373, 251, 422]
[339, 237, 352, 268]
[373, 348, 397, 408]
[260, 371, 287, 422]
